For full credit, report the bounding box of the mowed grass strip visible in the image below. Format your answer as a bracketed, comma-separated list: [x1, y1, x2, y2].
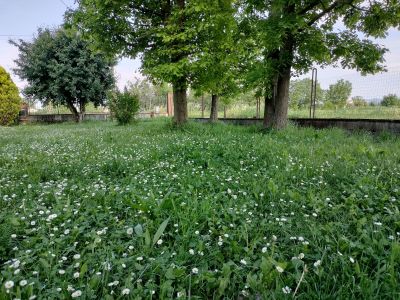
[0, 120, 399, 299]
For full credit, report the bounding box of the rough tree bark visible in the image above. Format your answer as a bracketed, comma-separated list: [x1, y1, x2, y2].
[210, 94, 218, 122]
[66, 102, 80, 122]
[171, 0, 188, 125]
[79, 102, 85, 123]
[173, 81, 188, 125]
[264, 67, 291, 129]
[263, 4, 295, 129]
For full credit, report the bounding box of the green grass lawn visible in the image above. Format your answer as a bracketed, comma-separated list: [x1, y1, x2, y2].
[1, 120, 399, 299]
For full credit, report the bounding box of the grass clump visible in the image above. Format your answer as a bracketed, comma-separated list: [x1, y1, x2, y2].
[0, 120, 399, 299]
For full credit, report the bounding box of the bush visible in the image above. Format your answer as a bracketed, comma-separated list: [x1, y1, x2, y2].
[0, 66, 21, 126]
[109, 90, 140, 125]
[352, 96, 368, 107]
[381, 94, 400, 107]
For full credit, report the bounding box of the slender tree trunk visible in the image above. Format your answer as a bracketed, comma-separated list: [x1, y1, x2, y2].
[171, 0, 188, 125]
[79, 102, 85, 122]
[173, 81, 187, 125]
[66, 102, 80, 122]
[210, 94, 218, 122]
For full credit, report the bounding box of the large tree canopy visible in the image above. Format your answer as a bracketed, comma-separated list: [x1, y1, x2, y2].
[68, 0, 207, 124]
[243, 0, 400, 128]
[68, 0, 399, 128]
[0, 66, 21, 126]
[11, 28, 115, 122]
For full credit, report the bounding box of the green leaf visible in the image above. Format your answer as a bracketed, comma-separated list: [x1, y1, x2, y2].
[144, 229, 151, 248]
[134, 224, 143, 236]
[80, 263, 88, 277]
[152, 218, 170, 246]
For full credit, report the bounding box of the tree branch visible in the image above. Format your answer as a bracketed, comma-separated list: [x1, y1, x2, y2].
[306, 0, 356, 26]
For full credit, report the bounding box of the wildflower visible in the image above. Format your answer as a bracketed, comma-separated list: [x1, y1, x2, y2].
[157, 239, 163, 245]
[71, 290, 82, 298]
[276, 266, 284, 273]
[59, 270, 66, 274]
[262, 247, 268, 253]
[73, 272, 80, 278]
[73, 254, 81, 260]
[192, 267, 199, 274]
[19, 280, 27, 286]
[240, 259, 247, 265]
[189, 249, 195, 255]
[108, 281, 119, 287]
[349, 257, 355, 263]
[374, 222, 382, 226]
[126, 228, 133, 235]
[64, 229, 70, 235]
[282, 286, 292, 294]
[298, 253, 305, 259]
[122, 288, 130, 295]
[11, 234, 17, 238]
[313, 260, 321, 268]
[136, 256, 143, 261]
[4, 280, 14, 289]
[195, 230, 200, 235]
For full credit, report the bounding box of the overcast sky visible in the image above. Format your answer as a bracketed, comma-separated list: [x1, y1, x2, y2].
[1, 0, 399, 100]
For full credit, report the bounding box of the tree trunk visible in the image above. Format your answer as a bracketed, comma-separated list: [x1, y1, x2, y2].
[66, 102, 80, 122]
[264, 68, 291, 129]
[79, 102, 85, 122]
[210, 94, 218, 122]
[173, 81, 188, 125]
[263, 4, 295, 129]
[171, 0, 188, 125]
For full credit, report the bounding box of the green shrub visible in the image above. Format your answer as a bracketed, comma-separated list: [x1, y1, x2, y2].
[352, 96, 368, 107]
[381, 94, 400, 107]
[109, 90, 140, 125]
[0, 66, 21, 126]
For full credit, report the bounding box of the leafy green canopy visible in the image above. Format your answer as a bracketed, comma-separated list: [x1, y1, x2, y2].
[381, 94, 400, 107]
[325, 79, 352, 107]
[68, 1, 198, 87]
[0, 66, 21, 126]
[11, 28, 115, 118]
[289, 78, 324, 109]
[243, 0, 400, 95]
[190, 0, 242, 100]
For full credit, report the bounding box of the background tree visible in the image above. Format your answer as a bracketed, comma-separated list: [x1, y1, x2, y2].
[325, 79, 352, 108]
[11, 28, 114, 122]
[289, 78, 324, 109]
[0, 66, 21, 126]
[381, 94, 400, 107]
[243, 0, 400, 128]
[190, 0, 240, 122]
[68, 0, 205, 125]
[126, 78, 170, 112]
[351, 96, 368, 107]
